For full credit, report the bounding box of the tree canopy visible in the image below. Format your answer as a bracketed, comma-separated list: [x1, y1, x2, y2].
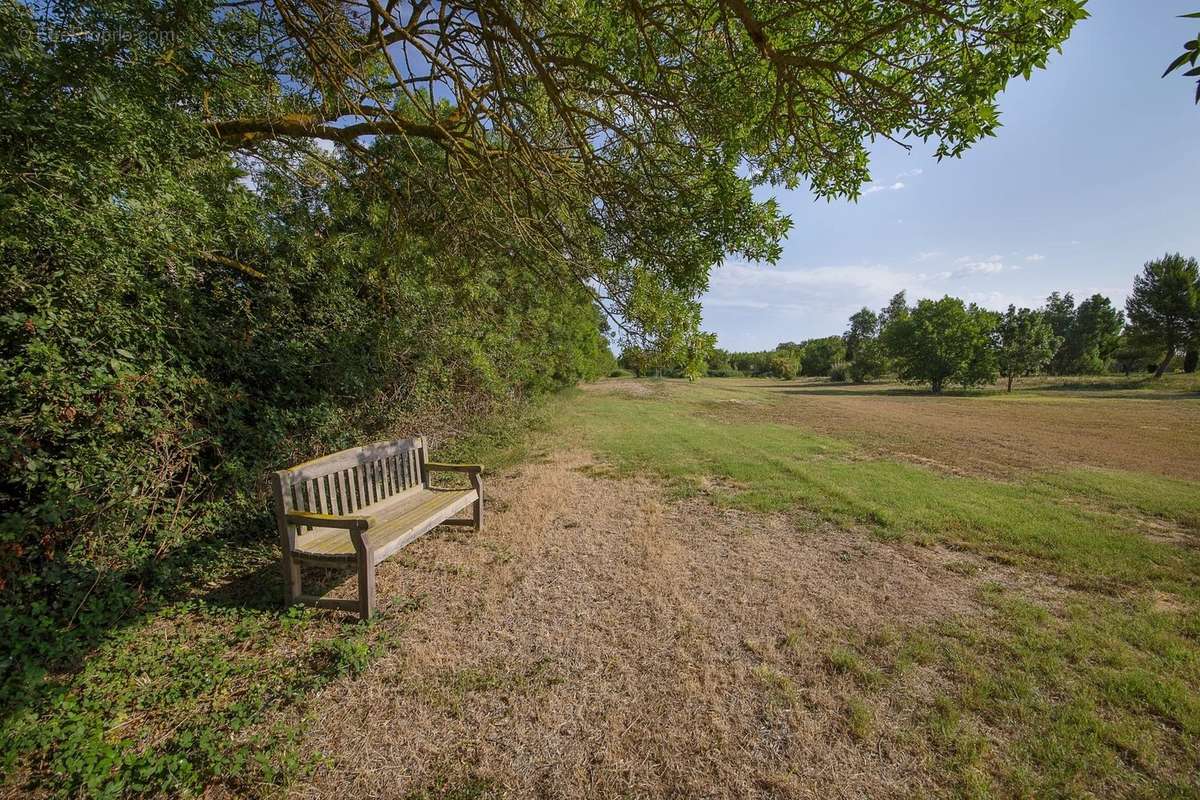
[996, 306, 1060, 392]
[882, 296, 998, 392]
[1125, 253, 1200, 377]
[182, 0, 1086, 355]
[843, 307, 879, 362]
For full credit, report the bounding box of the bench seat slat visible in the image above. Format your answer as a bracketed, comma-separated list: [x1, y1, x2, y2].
[293, 487, 477, 562]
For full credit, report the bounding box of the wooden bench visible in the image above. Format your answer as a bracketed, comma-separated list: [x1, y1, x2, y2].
[270, 436, 482, 620]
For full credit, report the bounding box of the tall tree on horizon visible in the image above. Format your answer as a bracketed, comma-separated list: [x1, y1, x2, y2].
[1043, 291, 1076, 374]
[1125, 253, 1200, 377]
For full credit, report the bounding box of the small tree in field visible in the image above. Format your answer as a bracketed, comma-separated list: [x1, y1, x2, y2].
[848, 339, 888, 383]
[997, 306, 1060, 391]
[1125, 253, 1200, 377]
[800, 337, 845, 377]
[843, 308, 879, 362]
[883, 297, 998, 392]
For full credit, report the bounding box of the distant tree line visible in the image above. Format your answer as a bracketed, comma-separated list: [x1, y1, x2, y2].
[691, 337, 847, 382]
[689, 253, 1199, 392]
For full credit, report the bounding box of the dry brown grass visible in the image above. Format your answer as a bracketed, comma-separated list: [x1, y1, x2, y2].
[288, 452, 1008, 799]
[719, 380, 1200, 480]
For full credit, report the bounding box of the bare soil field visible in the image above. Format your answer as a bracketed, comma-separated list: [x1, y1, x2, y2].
[706, 379, 1200, 479]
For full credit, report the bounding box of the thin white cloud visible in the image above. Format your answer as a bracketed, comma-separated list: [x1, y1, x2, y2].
[954, 261, 1005, 276]
[710, 262, 916, 295]
[706, 253, 1022, 320]
[1025, 253, 1045, 261]
[702, 257, 1130, 350]
[862, 181, 906, 195]
[895, 168, 924, 179]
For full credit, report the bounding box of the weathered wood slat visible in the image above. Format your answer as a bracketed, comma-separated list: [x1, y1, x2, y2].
[315, 475, 328, 515]
[330, 472, 343, 515]
[285, 437, 426, 483]
[293, 488, 474, 558]
[296, 594, 360, 612]
[352, 464, 366, 510]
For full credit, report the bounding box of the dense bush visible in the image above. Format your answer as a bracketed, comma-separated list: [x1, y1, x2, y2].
[767, 355, 797, 380]
[800, 337, 846, 377]
[0, 0, 614, 701]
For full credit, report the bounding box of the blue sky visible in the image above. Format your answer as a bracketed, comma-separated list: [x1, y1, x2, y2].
[703, 0, 1200, 351]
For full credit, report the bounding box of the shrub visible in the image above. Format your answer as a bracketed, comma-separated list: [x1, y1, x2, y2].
[801, 337, 846, 376]
[828, 362, 850, 382]
[767, 355, 797, 380]
[847, 339, 887, 383]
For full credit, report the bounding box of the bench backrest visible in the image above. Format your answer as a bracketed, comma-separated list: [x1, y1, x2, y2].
[272, 436, 429, 523]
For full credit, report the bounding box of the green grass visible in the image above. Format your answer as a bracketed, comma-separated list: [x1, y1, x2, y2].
[555, 379, 1200, 797]
[0, 540, 400, 799]
[559, 387, 1200, 594]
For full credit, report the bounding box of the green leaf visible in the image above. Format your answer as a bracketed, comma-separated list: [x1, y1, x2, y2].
[1163, 51, 1192, 77]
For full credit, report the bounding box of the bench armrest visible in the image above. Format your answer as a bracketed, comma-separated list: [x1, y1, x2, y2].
[426, 462, 483, 475]
[284, 511, 375, 531]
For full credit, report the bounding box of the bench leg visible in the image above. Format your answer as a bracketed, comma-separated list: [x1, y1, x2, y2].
[356, 552, 376, 621]
[281, 551, 302, 606]
[472, 475, 484, 532]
